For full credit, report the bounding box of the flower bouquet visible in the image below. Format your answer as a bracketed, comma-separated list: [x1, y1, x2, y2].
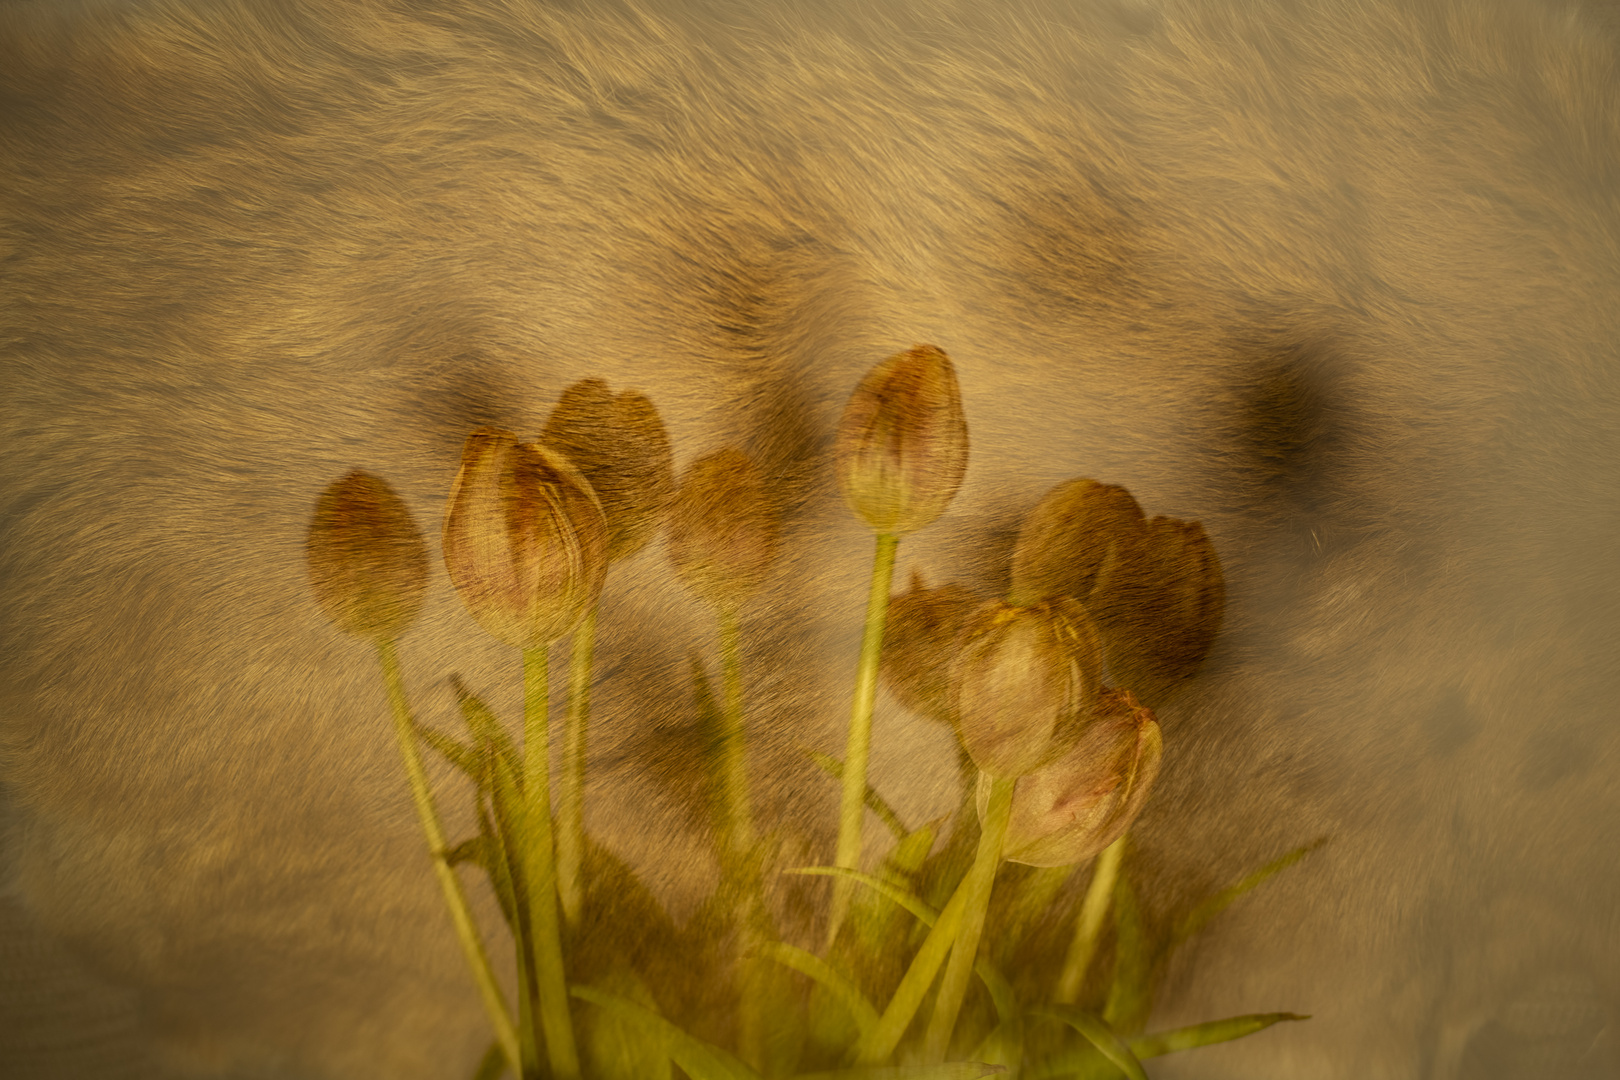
[305, 346, 1316, 1079]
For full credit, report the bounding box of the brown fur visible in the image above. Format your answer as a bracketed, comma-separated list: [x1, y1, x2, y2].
[2, 0, 1617, 1076]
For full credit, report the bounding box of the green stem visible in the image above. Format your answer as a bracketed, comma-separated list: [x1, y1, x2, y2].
[922, 774, 1014, 1061]
[517, 971, 540, 1080]
[717, 605, 765, 1070]
[376, 640, 520, 1075]
[850, 867, 968, 1064]
[557, 605, 596, 927]
[718, 606, 754, 864]
[1003, 864, 1078, 955]
[735, 918, 767, 1073]
[829, 531, 900, 949]
[1055, 833, 1127, 1004]
[522, 647, 580, 1080]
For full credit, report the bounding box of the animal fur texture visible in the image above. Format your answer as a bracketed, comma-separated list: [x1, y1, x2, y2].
[2, 0, 1617, 1076]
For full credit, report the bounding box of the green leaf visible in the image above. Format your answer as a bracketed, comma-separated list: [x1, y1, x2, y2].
[886, 821, 940, 879]
[976, 954, 1019, 1029]
[475, 744, 532, 1009]
[1173, 838, 1327, 948]
[1128, 1012, 1309, 1057]
[792, 1065, 1006, 1079]
[413, 719, 482, 784]
[1023, 1011, 1311, 1079]
[470, 1040, 507, 1080]
[1036, 1007, 1147, 1080]
[572, 984, 761, 1080]
[1019, 1045, 1115, 1080]
[759, 940, 880, 1038]
[969, 1017, 1024, 1075]
[788, 866, 1019, 1030]
[845, 819, 941, 975]
[474, 797, 519, 932]
[789, 866, 938, 925]
[451, 675, 522, 789]
[1102, 871, 1151, 1034]
[477, 728, 530, 908]
[805, 747, 909, 840]
[580, 969, 674, 1080]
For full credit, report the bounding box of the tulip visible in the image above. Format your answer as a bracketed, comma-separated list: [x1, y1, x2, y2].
[979, 688, 1164, 867]
[835, 344, 969, 537]
[1008, 477, 1148, 610]
[829, 346, 968, 945]
[951, 599, 1106, 778]
[441, 427, 608, 650]
[541, 381, 676, 924]
[1008, 477, 1226, 699]
[878, 572, 983, 726]
[306, 470, 429, 642]
[664, 447, 780, 877]
[665, 447, 780, 613]
[1097, 516, 1225, 694]
[310, 468, 519, 1069]
[541, 378, 675, 563]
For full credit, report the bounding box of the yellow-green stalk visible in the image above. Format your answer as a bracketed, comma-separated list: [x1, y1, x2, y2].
[848, 777, 1011, 1066]
[921, 773, 1014, 1061]
[827, 530, 898, 947]
[665, 447, 781, 1070]
[542, 379, 676, 928]
[1056, 834, 1128, 1004]
[379, 642, 521, 1075]
[665, 447, 780, 863]
[718, 606, 755, 861]
[557, 606, 596, 926]
[441, 429, 611, 1079]
[305, 471, 523, 1075]
[524, 648, 580, 1080]
[830, 345, 969, 947]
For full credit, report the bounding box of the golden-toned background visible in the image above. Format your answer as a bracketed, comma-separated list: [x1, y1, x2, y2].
[2, 0, 1616, 1076]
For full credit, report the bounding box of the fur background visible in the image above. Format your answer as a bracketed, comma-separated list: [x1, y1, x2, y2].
[2, 0, 1617, 1076]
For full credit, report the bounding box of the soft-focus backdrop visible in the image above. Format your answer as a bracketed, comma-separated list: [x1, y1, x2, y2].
[2, 0, 1617, 1076]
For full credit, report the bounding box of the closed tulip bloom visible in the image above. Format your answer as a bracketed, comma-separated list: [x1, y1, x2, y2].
[951, 599, 1105, 778]
[1098, 516, 1226, 694]
[442, 427, 609, 650]
[541, 379, 675, 563]
[835, 345, 968, 537]
[1008, 478, 1148, 610]
[665, 447, 780, 612]
[306, 471, 429, 642]
[879, 572, 983, 726]
[981, 689, 1163, 867]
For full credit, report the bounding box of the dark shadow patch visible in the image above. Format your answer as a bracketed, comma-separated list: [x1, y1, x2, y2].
[405, 350, 535, 457]
[1240, 347, 1343, 517]
[1219, 338, 1364, 575]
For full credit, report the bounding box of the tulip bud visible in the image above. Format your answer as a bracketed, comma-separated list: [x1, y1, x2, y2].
[978, 689, 1163, 867]
[835, 344, 969, 537]
[541, 378, 676, 563]
[1008, 478, 1148, 610]
[951, 599, 1106, 778]
[879, 572, 983, 725]
[306, 471, 429, 642]
[442, 427, 609, 650]
[1097, 516, 1225, 694]
[665, 448, 780, 611]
